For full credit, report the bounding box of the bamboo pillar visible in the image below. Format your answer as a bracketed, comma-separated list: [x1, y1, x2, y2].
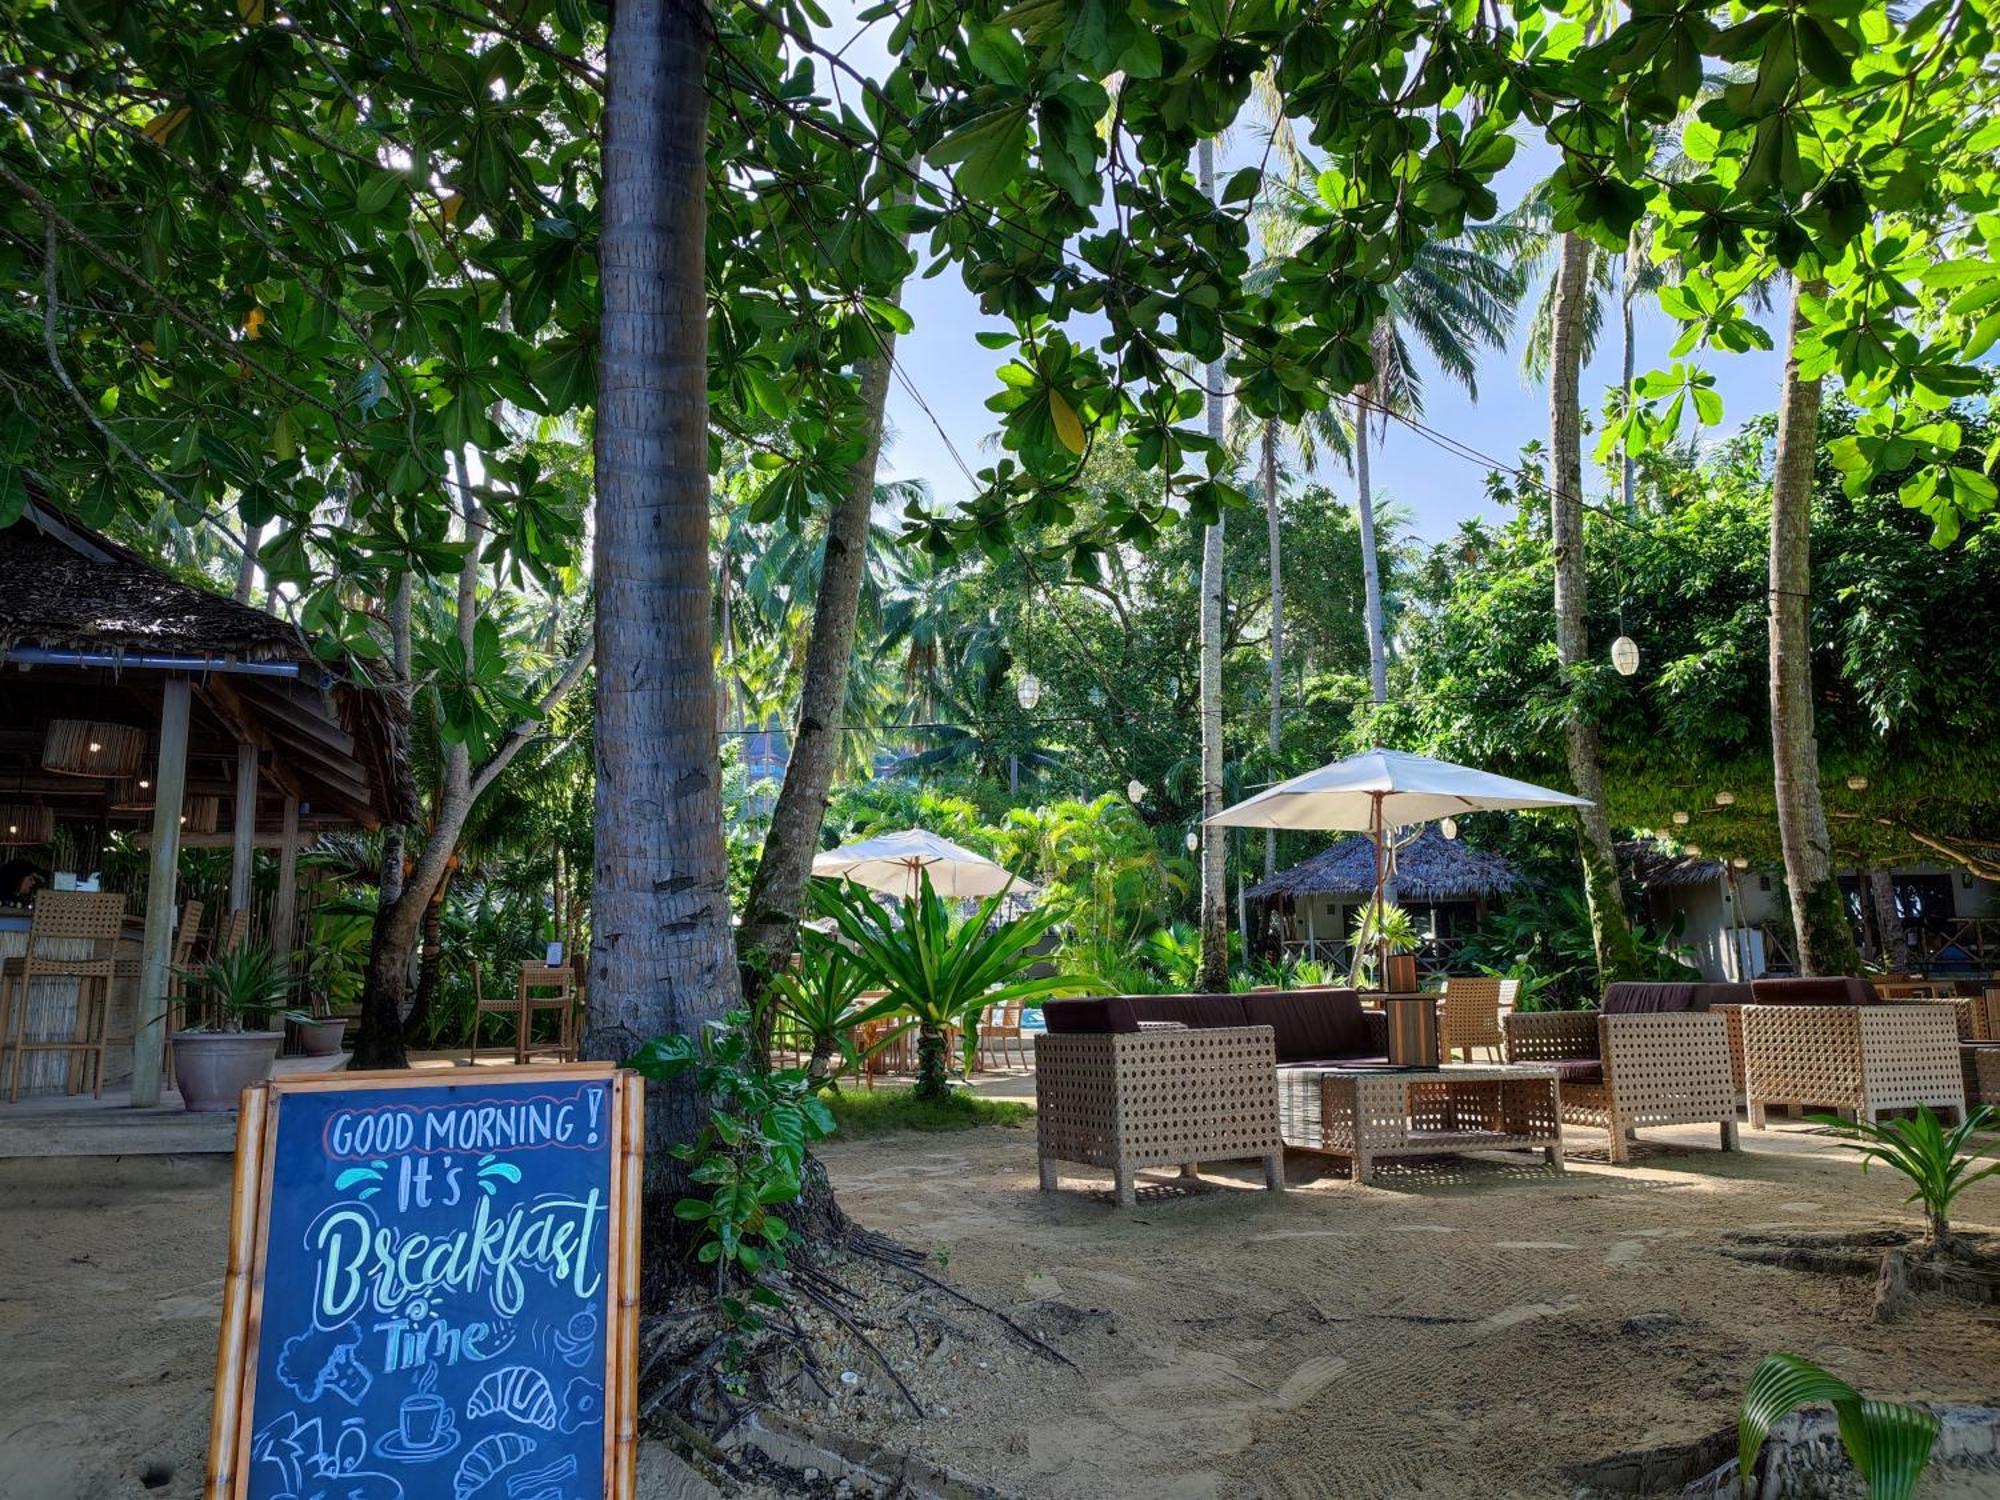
[132, 679, 191, 1107]
[272, 795, 299, 979]
[229, 742, 258, 914]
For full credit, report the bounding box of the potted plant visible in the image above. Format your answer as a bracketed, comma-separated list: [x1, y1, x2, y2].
[1348, 901, 1423, 991]
[170, 942, 307, 1111]
[300, 908, 368, 1057]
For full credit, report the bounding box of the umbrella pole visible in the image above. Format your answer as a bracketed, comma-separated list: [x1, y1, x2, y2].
[1372, 792, 1387, 988]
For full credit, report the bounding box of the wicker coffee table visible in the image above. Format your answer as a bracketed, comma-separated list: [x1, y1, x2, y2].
[1278, 1064, 1563, 1184]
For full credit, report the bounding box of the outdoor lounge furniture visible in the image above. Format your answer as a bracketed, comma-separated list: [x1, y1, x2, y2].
[978, 1001, 1027, 1071]
[1962, 1043, 2000, 1108]
[1439, 976, 1517, 1062]
[1503, 981, 1740, 1164]
[1037, 989, 1388, 1204]
[469, 959, 579, 1065]
[1, 891, 127, 1101]
[1279, 1063, 1562, 1182]
[1739, 977, 1967, 1126]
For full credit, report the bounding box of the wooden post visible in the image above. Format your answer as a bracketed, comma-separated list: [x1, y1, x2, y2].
[229, 741, 258, 914]
[132, 678, 191, 1108]
[272, 795, 299, 980]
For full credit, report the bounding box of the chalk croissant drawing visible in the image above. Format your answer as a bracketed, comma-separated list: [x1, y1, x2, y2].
[465, 1366, 561, 1431]
[452, 1432, 538, 1500]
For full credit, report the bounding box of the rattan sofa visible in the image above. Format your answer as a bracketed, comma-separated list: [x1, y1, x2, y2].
[1739, 977, 1967, 1126]
[1036, 989, 1386, 1204]
[1502, 982, 1740, 1163]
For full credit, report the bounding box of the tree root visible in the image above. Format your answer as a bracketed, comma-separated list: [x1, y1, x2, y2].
[768, 1269, 926, 1417]
[846, 1227, 1078, 1369]
[1717, 1227, 2000, 1322]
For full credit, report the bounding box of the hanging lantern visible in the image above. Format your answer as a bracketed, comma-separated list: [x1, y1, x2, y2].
[42, 719, 145, 778]
[1847, 775, 1869, 792]
[179, 795, 220, 835]
[1685, 844, 1702, 858]
[1126, 779, 1148, 806]
[0, 803, 54, 845]
[1610, 635, 1640, 676]
[1184, 830, 1199, 853]
[1439, 817, 1459, 840]
[1672, 810, 1690, 825]
[110, 775, 156, 811]
[1015, 673, 1042, 712]
[1731, 856, 1750, 870]
[1714, 790, 1736, 807]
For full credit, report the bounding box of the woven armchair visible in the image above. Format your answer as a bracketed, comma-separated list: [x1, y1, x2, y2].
[1503, 1006, 1737, 1163]
[1036, 1025, 1284, 1206]
[1440, 977, 1516, 1062]
[1740, 1003, 1966, 1126]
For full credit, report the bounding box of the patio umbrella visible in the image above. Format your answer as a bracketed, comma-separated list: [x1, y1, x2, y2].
[810, 828, 1035, 902]
[1207, 747, 1589, 976]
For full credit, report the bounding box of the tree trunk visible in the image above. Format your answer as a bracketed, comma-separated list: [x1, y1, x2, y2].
[1353, 390, 1389, 705]
[403, 861, 455, 1046]
[1769, 284, 1860, 978]
[1195, 139, 1230, 994]
[736, 324, 900, 1013]
[913, 1022, 948, 1102]
[586, 0, 737, 1302]
[1262, 419, 1282, 883]
[1549, 231, 1642, 983]
[235, 519, 263, 605]
[1869, 869, 1907, 970]
[1620, 244, 1638, 517]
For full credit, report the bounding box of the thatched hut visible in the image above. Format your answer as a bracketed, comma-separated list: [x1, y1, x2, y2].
[1247, 825, 1521, 971]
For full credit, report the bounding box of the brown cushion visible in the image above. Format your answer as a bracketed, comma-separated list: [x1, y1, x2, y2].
[1133, 993, 1251, 1030]
[1041, 996, 1135, 1033]
[1750, 976, 1878, 1006]
[1694, 982, 1754, 1009]
[1602, 982, 1703, 1015]
[1549, 1059, 1605, 1086]
[1241, 988, 1371, 1062]
[1278, 1055, 1393, 1071]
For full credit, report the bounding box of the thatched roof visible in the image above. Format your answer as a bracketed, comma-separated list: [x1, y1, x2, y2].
[1, 506, 418, 828]
[1247, 825, 1522, 902]
[1618, 838, 1725, 888]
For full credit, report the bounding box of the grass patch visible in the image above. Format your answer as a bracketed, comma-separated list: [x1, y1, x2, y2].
[821, 1087, 1032, 1139]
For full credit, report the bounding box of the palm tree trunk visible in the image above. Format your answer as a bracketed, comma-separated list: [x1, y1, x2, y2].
[1620, 241, 1638, 516]
[1262, 419, 1282, 883]
[737, 322, 900, 1014]
[1195, 138, 1229, 994]
[1869, 869, 1907, 970]
[1353, 390, 1388, 704]
[586, 0, 738, 1292]
[404, 861, 455, 1046]
[1769, 283, 1860, 977]
[1549, 231, 1642, 982]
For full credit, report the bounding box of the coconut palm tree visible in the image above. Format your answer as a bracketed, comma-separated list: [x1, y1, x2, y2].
[1255, 184, 1522, 704]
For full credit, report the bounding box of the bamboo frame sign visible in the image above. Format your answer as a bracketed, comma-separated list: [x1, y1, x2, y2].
[207, 1064, 643, 1500]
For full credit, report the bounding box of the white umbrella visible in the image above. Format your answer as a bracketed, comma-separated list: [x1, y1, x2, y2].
[810, 828, 1034, 902]
[1207, 747, 1589, 979]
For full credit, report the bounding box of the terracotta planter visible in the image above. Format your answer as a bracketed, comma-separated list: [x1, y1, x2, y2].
[300, 1017, 349, 1057]
[170, 1031, 282, 1112]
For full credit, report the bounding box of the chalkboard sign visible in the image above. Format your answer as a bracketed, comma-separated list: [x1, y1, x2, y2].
[206, 1065, 641, 1500]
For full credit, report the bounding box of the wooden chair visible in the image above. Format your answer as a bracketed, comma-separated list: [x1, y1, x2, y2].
[469, 959, 579, 1065]
[3, 891, 128, 1101]
[1440, 977, 1514, 1062]
[978, 1001, 1027, 1071]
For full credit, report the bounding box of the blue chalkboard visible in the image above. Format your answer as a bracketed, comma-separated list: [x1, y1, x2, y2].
[233, 1071, 624, 1500]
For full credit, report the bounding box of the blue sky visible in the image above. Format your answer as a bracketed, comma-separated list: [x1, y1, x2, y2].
[819, 11, 1788, 544]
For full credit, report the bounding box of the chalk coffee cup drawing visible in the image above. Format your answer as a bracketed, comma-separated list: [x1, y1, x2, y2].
[373, 1387, 461, 1461]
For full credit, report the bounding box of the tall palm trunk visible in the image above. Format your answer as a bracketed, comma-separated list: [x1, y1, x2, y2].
[737, 329, 900, 1012]
[1262, 419, 1282, 882]
[1549, 231, 1642, 982]
[235, 520, 263, 604]
[1868, 870, 1907, 970]
[1353, 388, 1388, 704]
[1768, 284, 1860, 976]
[586, 0, 738, 1291]
[404, 861, 456, 1045]
[1195, 138, 1229, 993]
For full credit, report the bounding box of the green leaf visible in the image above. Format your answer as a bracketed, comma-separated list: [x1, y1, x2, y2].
[930, 105, 1031, 203]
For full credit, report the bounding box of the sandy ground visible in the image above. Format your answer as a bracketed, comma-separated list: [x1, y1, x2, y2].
[2, 1120, 1997, 1500]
